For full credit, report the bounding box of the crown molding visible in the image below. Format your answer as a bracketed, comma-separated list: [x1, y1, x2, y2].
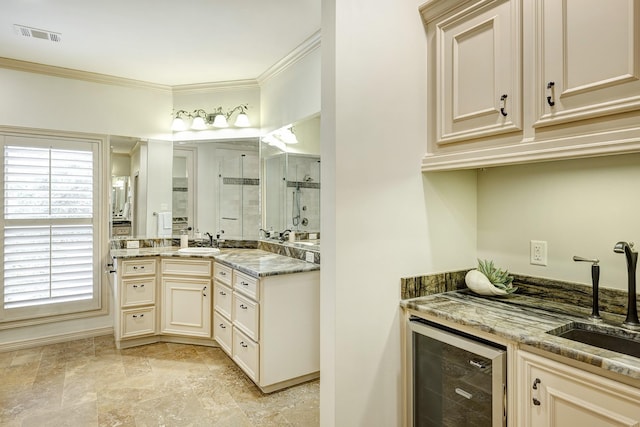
[171, 79, 260, 95]
[0, 57, 172, 92]
[257, 30, 321, 85]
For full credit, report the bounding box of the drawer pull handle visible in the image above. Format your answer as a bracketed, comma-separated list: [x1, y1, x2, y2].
[241, 281, 249, 286]
[240, 304, 248, 310]
[219, 323, 226, 329]
[532, 398, 541, 406]
[132, 314, 144, 319]
[132, 284, 145, 288]
[219, 271, 226, 276]
[133, 266, 145, 270]
[469, 359, 486, 369]
[455, 388, 473, 400]
[532, 378, 541, 390]
[219, 291, 226, 296]
[499, 94, 508, 116]
[240, 341, 248, 348]
[203, 286, 207, 297]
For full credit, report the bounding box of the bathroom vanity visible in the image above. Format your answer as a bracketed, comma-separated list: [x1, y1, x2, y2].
[110, 246, 320, 392]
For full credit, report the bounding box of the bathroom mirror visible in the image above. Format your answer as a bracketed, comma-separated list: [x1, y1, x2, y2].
[173, 138, 260, 240]
[262, 115, 321, 237]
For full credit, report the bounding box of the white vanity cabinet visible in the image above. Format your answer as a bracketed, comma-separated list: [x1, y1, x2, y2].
[160, 258, 212, 338]
[213, 261, 320, 393]
[213, 262, 233, 354]
[517, 350, 640, 426]
[419, 0, 640, 170]
[113, 257, 158, 348]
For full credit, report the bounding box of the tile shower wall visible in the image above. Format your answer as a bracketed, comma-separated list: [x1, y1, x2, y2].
[217, 149, 260, 240]
[286, 155, 320, 232]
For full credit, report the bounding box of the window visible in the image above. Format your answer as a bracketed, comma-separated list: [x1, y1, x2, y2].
[1, 134, 103, 324]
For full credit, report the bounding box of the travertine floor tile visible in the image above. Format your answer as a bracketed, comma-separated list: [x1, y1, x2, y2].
[0, 338, 319, 426]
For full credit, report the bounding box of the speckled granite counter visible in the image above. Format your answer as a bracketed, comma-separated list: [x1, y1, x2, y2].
[110, 247, 319, 278]
[402, 290, 640, 384]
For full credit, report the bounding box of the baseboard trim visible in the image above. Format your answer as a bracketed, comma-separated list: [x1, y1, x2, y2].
[0, 326, 114, 352]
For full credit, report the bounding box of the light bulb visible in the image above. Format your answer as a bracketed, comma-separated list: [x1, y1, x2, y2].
[191, 115, 207, 130]
[212, 114, 229, 128]
[234, 112, 250, 127]
[171, 117, 187, 131]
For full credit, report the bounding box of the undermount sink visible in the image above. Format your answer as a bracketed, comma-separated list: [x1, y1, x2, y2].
[547, 322, 640, 358]
[177, 247, 221, 255]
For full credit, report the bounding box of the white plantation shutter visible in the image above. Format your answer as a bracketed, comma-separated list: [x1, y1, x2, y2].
[2, 138, 101, 321]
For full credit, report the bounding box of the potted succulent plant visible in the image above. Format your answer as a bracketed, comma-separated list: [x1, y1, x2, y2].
[465, 259, 517, 296]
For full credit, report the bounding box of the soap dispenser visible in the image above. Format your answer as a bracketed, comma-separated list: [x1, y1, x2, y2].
[180, 230, 189, 249]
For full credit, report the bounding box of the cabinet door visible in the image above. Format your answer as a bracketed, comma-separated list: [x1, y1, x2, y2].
[535, 0, 640, 127]
[428, 0, 521, 145]
[518, 351, 640, 427]
[161, 277, 211, 338]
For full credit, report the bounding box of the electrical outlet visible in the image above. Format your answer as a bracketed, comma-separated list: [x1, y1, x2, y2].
[126, 240, 139, 249]
[305, 251, 315, 263]
[530, 240, 547, 266]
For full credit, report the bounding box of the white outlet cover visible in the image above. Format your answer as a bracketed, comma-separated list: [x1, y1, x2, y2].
[530, 240, 547, 266]
[126, 240, 140, 249]
[305, 251, 315, 263]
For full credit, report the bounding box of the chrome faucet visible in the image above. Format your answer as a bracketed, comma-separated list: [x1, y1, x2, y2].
[613, 241, 640, 330]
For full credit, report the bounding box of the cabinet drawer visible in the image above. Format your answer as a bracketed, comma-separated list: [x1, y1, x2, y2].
[214, 311, 232, 356]
[233, 270, 259, 300]
[214, 262, 232, 286]
[161, 258, 212, 277]
[121, 277, 155, 307]
[121, 259, 156, 277]
[233, 327, 259, 382]
[214, 282, 233, 319]
[121, 307, 156, 338]
[233, 292, 259, 341]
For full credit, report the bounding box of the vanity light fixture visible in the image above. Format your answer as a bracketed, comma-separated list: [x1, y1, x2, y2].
[262, 125, 298, 148]
[170, 104, 251, 131]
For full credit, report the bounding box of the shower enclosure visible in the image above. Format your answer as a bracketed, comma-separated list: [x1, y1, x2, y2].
[263, 153, 320, 234]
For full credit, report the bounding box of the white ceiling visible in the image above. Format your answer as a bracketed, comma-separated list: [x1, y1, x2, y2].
[0, 0, 321, 86]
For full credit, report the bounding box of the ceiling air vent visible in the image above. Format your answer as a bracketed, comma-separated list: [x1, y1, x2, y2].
[14, 25, 62, 43]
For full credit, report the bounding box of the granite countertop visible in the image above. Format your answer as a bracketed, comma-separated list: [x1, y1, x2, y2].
[401, 290, 640, 384]
[110, 247, 319, 278]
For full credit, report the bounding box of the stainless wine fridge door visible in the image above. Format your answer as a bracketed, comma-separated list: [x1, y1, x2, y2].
[407, 317, 507, 427]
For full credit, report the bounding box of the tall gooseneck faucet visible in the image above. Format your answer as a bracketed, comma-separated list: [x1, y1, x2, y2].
[613, 241, 640, 330]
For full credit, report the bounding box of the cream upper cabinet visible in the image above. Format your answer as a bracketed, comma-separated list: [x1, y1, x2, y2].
[535, 0, 640, 128]
[425, 0, 522, 146]
[420, 0, 640, 171]
[517, 350, 640, 427]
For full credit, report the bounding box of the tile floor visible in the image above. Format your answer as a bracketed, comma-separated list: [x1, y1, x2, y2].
[0, 336, 319, 426]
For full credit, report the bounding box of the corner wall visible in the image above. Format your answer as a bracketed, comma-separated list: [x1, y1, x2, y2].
[321, 0, 478, 425]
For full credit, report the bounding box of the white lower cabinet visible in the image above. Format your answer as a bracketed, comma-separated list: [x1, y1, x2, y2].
[161, 259, 212, 338]
[114, 257, 158, 348]
[517, 350, 640, 426]
[232, 326, 259, 382]
[213, 261, 320, 393]
[121, 307, 156, 338]
[213, 311, 232, 354]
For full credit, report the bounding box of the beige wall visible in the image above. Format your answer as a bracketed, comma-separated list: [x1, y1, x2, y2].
[478, 153, 640, 291]
[320, 0, 477, 425]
